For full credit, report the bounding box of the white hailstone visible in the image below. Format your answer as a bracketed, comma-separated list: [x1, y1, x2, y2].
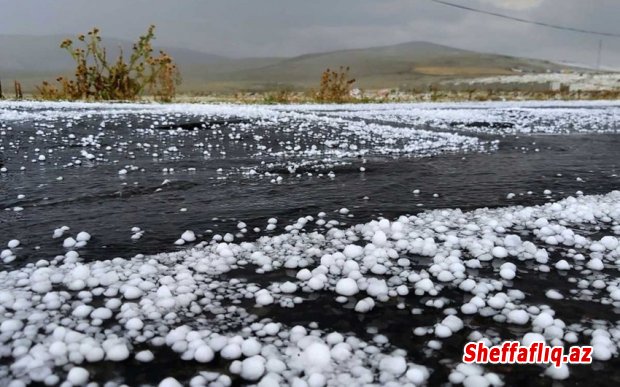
[396, 285, 409, 296]
[487, 295, 506, 309]
[354, 297, 375, 313]
[67, 367, 89, 386]
[564, 332, 578, 343]
[279, 281, 298, 293]
[506, 193, 515, 199]
[372, 231, 387, 246]
[545, 289, 564, 300]
[125, 318, 144, 331]
[135, 350, 154, 362]
[367, 279, 389, 298]
[307, 277, 325, 290]
[343, 244, 363, 259]
[459, 279, 476, 292]
[499, 262, 516, 280]
[118, 169, 128, 175]
[415, 278, 435, 293]
[535, 249, 549, 263]
[266, 358, 287, 373]
[532, 312, 554, 329]
[442, 315, 464, 332]
[241, 338, 262, 357]
[159, 377, 183, 387]
[522, 332, 546, 346]
[194, 345, 215, 363]
[221, 344, 242, 360]
[38, 155, 46, 161]
[379, 356, 407, 376]
[331, 343, 352, 362]
[49, 341, 68, 356]
[123, 286, 143, 300]
[437, 270, 455, 282]
[586, 258, 604, 271]
[301, 342, 331, 372]
[335, 278, 359, 296]
[296, 269, 312, 281]
[307, 373, 327, 387]
[63, 237, 77, 248]
[491, 246, 508, 258]
[600, 236, 618, 250]
[240, 356, 266, 381]
[76, 232, 91, 242]
[544, 364, 569, 380]
[543, 189, 552, 195]
[90, 307, 113, 320]
[507, 310, 529, 325]
[590, 243, 604, 252]
[555, 260, 571, 270]
[0, 319, 23, 333]
[591, 330, 614, 361]
[106, 343, 130, 361]
[181, 230, 196, 242]
[72, 305, 93, 318]
[461, 303, 478, 314]
[435, 324, 452, 338]
[255, 289, 274, 306]
[406, 366, 429, 384]
[7, 239, 20, 249]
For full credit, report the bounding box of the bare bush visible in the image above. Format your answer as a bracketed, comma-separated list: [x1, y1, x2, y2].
[315, 66, 355, 103]
[36, 26, 180, 101]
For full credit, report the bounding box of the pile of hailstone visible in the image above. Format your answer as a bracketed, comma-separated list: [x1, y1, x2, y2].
[1, 191, 619, 386]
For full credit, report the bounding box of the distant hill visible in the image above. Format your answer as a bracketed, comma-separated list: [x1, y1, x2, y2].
[0, 36, 585, 94]
[190, 41, 580, 92]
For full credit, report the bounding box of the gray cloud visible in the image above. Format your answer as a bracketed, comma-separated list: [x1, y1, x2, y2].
[0, 0, 618, 68]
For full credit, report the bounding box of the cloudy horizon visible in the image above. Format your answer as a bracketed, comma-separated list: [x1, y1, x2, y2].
[1, 0, 619, 68]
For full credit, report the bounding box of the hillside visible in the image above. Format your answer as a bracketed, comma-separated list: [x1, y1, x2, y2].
[190, 41, 577, 93]
[0, 36, 583, 94]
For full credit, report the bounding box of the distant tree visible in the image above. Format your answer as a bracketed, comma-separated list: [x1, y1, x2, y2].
[36, 25, 181, 101]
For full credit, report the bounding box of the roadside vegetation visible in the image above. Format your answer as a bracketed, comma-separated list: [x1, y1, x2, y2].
[314, 66, 356, 103]
[35, 26, 180, 102]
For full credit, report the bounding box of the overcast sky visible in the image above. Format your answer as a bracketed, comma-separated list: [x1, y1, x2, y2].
[1, 0, 619, 68]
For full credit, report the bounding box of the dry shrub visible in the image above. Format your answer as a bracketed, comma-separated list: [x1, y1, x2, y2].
[36, 26, 180, 101]
[315, 66, 355, 103]
[263, 89, 294, 104]
[14, 81, 23, 100]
